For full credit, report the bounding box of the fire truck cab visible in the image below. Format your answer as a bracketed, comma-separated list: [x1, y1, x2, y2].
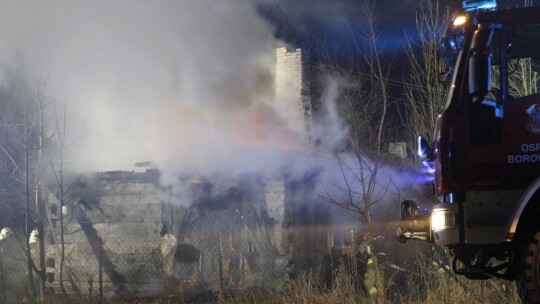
[396, 2, 540, 302]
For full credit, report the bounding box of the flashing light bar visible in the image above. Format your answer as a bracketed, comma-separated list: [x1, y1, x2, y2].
[462, 0, 497, 12]
[417, 136, 425, 157]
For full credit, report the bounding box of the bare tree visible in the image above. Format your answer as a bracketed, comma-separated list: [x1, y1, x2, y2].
[402, 0, 448, 144]
[0, 68, 48, 300]
[49, 105, 69, 295]
[48, 104, 83, 296]
[507, 58, 539, 98]
[317, 0, 396, 232]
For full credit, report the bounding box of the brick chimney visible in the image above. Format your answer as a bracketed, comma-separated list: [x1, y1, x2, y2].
[275, 47, 313, 141]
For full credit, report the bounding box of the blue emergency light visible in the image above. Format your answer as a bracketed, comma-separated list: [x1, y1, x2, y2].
[462, 0, 497, 12]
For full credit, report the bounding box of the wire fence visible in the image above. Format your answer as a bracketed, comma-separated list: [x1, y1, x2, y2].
[0, 217, 479, 304]
[0, 230, 30, 304]
[0, 226, 288, 303]
[0, 224, 521, 304]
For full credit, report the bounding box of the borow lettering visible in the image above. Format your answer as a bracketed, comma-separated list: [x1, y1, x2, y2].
[508, 154, 540, 163]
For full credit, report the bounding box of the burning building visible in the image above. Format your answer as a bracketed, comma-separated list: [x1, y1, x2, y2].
[41, 169, 328, 299]
[36, 46, 331, 300]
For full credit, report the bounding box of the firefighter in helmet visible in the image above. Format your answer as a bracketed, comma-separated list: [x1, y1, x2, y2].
[357, 232, 378, 297]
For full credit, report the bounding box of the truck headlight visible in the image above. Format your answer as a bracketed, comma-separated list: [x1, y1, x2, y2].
[431, 208, 456, 231]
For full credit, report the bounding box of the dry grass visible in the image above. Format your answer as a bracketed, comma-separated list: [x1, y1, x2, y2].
[39, 274, 520, 304]
[219, 246, 521, 304]
[219, 270, 519, 304]
[37, 241, 522, 304]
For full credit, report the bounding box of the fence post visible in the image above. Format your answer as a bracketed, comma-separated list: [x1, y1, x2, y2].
[1, 246, 5, 304]
[198, 252, 203, 277]
[99, 237, 103, 303]
[239, 252, 244, 288]
[350, 228, 355, 249]
[218, 232, 223, 301]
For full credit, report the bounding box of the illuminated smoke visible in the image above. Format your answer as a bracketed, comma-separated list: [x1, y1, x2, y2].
[0, 1, 316, 185]
[311, 77, 348, 152]
[0, 1, 430, 212]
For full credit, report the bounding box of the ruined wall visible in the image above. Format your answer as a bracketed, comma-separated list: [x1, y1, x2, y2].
[265, 180, 286, 256]
[45, 171, 166, 299]
[43, 172, 288, 299]
[164, 177, 286, 293]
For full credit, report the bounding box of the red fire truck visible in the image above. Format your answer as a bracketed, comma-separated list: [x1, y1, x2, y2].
[395, 1, 540, 302]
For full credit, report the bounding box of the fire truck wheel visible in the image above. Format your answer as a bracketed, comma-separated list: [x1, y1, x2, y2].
[518, 231, 540, 304]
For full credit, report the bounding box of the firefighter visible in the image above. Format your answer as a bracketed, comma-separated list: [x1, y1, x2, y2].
[430, 245, 451, 274]
[357, 232, 378, 297]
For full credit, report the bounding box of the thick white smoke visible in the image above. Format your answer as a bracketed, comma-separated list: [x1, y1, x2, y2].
[0, 1, 428, 220]
[0, 0, 318, 185]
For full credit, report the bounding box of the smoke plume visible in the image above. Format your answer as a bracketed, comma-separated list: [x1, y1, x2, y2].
[0, 0, 320, 186]
[0, 1, 430, 219]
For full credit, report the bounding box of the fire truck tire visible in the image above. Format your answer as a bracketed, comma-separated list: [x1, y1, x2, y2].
[518, 231, 540, 304]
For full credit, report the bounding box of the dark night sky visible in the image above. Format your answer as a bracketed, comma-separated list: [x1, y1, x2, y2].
[259, 0, 538, 61]
[258, 0, 539, 137]
[259, 0, 459, 55]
